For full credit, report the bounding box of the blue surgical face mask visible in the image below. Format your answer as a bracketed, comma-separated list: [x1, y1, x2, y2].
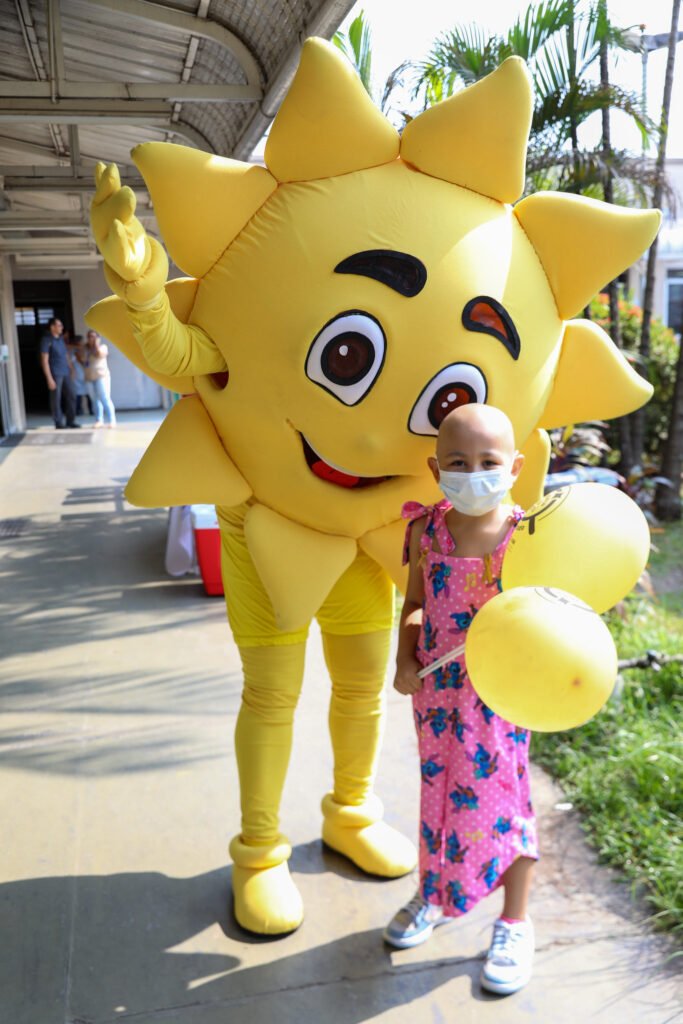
[437, 466, 514, 516]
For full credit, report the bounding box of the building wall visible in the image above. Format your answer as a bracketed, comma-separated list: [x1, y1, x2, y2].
[0, 255, 26, 434]
[656, 158, 683, 334]
[11, 264, 164, 411]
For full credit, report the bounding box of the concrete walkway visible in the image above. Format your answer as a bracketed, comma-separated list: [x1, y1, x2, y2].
[0, 413, 680, 1024]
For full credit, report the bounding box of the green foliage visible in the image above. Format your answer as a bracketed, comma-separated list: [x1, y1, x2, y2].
[413, 0, 657, 199]
[549, 421, 611, 468]
[589, 293, 679, 458]
[333, 10, 373, 95]
[649, 518, 683, 615]
[533, 592, 683, 934]
[333, 10, 411, 121]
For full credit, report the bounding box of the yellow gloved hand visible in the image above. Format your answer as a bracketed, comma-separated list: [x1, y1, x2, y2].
[90, 161, 168, 309]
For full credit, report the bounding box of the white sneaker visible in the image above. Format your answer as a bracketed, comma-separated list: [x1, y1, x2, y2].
[480, 917, 534, 995]
[383, 891, 446, 949]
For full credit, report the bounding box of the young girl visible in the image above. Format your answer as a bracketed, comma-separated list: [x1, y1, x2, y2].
[384, 402, 538, 997]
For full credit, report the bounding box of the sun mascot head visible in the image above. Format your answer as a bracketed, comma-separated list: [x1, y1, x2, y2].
[87, 38, 659, 626]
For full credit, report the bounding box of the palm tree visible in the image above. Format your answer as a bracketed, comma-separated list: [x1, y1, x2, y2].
[333, 9, 374, 95]
[415, 0, 666, 478]
[414, 0, 655, 200]
[333, 10, 411, 122]
[596, 0, 633, 471]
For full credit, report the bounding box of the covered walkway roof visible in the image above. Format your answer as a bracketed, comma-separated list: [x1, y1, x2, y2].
[0, 0, 355, 268]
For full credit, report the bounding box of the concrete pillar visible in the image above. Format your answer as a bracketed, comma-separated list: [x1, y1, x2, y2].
[0, 254, 26, 434]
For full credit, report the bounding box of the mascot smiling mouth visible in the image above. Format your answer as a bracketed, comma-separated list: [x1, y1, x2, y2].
[301, 433, 392, 489]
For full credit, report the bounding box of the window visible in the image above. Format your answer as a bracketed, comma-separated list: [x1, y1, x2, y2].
[37, 307, 55, 324]
[14, 306, 36, 326]
[666, 269, 683, 336]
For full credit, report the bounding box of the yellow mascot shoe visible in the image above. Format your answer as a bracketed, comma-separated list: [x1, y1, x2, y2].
[321, 793, 417, 877]
[229, 834, 303, 935]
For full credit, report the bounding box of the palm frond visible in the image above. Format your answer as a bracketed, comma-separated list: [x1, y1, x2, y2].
[525, 146, 675, 208]
[417, 23, 502, 94]
[401, 0, 662, 205]
[532, 32, 572, 98]
[344, 11, 373, 95]
[506, 0, 573, 59]
[380, 60, 413, 114]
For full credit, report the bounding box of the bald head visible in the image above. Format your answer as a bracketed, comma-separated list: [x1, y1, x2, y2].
[431, 403, 521, 479]
[437, 403, 515, 460]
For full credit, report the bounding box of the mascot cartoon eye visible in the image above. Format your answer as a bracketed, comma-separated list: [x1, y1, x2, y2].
[305, 311, 386, 405]
[408, 363, 488, 435]
[462, 296, 520, 360]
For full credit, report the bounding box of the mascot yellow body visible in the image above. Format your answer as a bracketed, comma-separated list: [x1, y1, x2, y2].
[86, 39, 659, 934]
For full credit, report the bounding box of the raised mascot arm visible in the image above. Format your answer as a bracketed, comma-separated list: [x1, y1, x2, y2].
[90, 162, 224, 377]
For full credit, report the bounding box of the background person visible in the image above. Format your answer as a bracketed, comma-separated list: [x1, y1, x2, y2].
[85, 330, 117, 428]
[39, 317, 79, 429]
[68, 335, 93, 419]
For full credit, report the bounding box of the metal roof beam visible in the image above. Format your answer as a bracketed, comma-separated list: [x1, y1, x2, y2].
[0, 99, 171, 124]
[0, 134, 69, 161]
[14, 253, 102, 268]
[0, 236, 97, 251]
[232, 0, 356, 160]
[0, 210, 149, 230]
[47, 0, 66, 100]
[68, 126, 80, 174]
[14, 0, 65, 156]
[0, 165, 118, 177]
[84, 0, 263, 93]
[2, 175, 146, 191]
[0, 81, 260, 102]
[0, 211, 151, 229]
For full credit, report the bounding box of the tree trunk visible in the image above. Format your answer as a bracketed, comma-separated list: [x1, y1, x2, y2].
[598, 0, 632, 472]
[657, 342, 683, 519]
[635, 0, 681, 467]
[566, 5, 581, 185]
[653, 0, 683, 518]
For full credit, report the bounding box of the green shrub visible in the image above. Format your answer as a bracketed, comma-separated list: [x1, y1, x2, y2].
[589, 294, 679, 460]
[532, 595, 683, 934]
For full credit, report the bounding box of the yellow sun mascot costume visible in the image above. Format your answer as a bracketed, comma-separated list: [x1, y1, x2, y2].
[86, 39, 659, 935]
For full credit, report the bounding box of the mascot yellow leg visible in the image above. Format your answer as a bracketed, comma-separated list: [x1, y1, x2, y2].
[220, 507, 415, 935]
[321, 630, 417, 875]
[231, 643, 306, 934]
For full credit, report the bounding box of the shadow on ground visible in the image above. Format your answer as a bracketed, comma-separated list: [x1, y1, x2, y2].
[0, 501, 242, 776]
[0, 866, 483, 1024]
[0, 502, 216, 661]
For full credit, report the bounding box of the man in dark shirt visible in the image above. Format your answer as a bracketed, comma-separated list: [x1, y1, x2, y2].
[39, 317, 79, 428]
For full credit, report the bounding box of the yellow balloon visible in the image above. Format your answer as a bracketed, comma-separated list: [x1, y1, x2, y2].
[465, 586, 617, 732]
[502, 484, 649, 613]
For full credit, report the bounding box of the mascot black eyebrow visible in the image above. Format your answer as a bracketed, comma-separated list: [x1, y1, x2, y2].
[87, 39, 659, 934]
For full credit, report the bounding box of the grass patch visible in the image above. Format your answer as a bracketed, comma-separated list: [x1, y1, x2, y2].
[649, 518, 683, 577]
[649, 519, 683, 617]
[532, 594, 683, 936]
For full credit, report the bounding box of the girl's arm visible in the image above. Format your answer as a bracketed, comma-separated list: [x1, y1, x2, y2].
[394, 518, 427, 696]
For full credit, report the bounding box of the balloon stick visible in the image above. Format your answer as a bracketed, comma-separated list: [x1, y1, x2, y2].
[417, 643, 466, 679]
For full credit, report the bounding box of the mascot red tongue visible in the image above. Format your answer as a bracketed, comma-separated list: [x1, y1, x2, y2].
[86, 37, 658, 935]
[312, 459, 360, 487]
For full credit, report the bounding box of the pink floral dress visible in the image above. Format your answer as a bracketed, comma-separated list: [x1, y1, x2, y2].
[403, 499, 539, 917]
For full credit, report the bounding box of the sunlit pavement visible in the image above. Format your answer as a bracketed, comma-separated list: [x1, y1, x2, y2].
[1, 412, 680, 1024]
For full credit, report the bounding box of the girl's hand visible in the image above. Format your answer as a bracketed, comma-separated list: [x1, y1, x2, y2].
[393, 659, 423, 696]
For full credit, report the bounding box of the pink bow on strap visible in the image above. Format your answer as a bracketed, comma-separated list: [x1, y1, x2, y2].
[401, 498, 449, 521]
[401, 500, 431, 521]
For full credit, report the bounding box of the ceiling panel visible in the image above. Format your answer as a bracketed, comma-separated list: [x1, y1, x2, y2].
[0, 0, 356, 259]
